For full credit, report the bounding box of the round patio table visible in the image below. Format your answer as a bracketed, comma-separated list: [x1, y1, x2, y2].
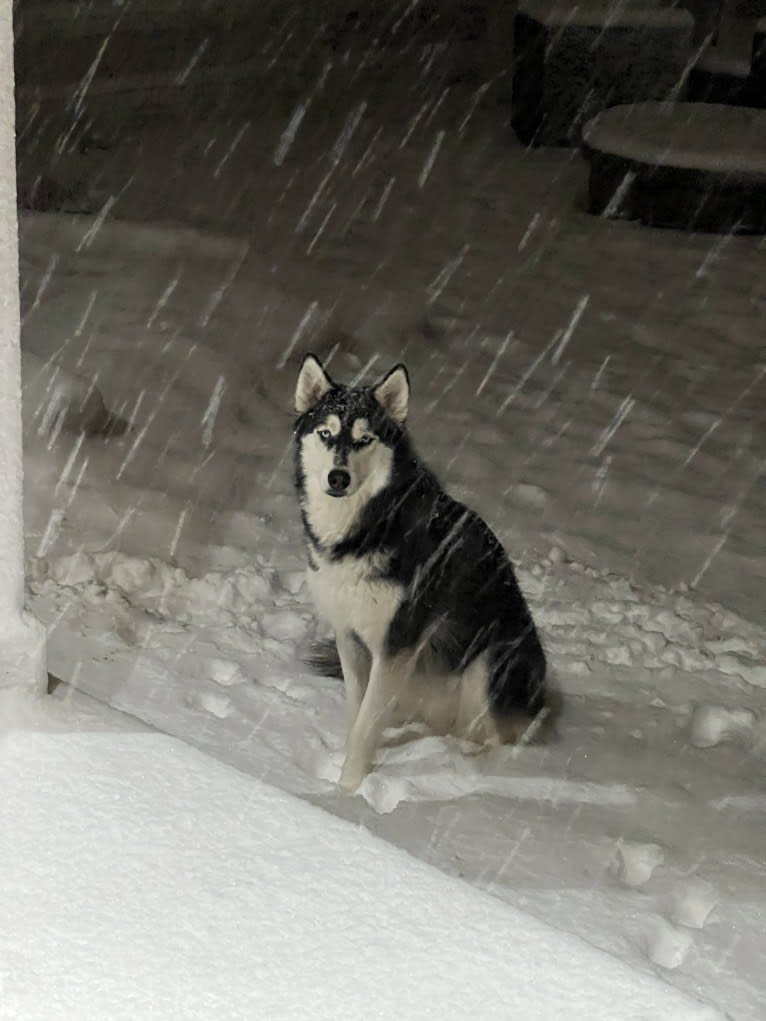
[582, 102, 766, 233]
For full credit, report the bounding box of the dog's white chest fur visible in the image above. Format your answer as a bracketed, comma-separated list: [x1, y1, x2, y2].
[307, 550, 402, 653]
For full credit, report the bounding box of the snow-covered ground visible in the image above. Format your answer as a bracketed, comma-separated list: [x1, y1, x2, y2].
[16, 61, 766, 1021]
[0, 691, 724, 1021]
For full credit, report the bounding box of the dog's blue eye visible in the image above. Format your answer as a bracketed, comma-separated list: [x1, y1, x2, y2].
[317, 428, 331, 440]
[358, 435, 374, 446]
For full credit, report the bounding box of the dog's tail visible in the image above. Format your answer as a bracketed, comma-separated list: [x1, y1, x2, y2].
[304, 637, 343, 678]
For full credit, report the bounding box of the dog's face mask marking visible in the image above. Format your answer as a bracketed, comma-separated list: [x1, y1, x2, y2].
[301, 414, 379, 497]
[294, 355, 409, 509]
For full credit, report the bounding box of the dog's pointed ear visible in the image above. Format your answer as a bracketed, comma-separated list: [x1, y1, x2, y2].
[295, 354, 334, 413]
[372, 364, 409, 424]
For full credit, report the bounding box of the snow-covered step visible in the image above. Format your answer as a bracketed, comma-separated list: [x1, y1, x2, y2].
[512, 0, 694, 146]
[0, 726, 723, 1020]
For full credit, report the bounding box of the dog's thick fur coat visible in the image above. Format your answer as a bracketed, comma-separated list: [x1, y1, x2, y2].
[294, 354, 547, 791]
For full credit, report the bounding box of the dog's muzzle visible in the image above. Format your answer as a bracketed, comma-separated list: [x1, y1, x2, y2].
[327, 469, 351, 496]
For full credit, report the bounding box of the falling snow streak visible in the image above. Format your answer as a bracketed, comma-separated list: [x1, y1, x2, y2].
[76, 177, 134, 252]
[147, 276, 180, 329]
[71, 33, 113, 115]
[475, 332, 513, 398]
[372, 177, 396, 222]
[169, 504, 191, 560]
[591, 355, 611, 391]
[16, 103, 39, 146]
[199, 246, 249, 328]
[349, 354, 381, 388]
[36, 454, 89, 558]
[36, 509, 66, 559]
[665, 31, 715, 104]
[496, 333, 560, 416]
[42, 332, 77, 369]
[260, 8, 298, 61]
[352, 125, 382, 177]
[458, 81, 493, 135]
[591, 395, 636, 458]
[306, 202, 337, 256]
[682, 365, 766, 469]
[77, 196, 116, 250]
[351, 34, 388, 83]
[420, 41, 447, 80]
[400, 98, 433, 149]
[410, 510, 472, 599]
[273, 63, 332, 167]
[602, 171, 636, 219]
[274, 104, 309, 167]
[552, 295, 589, 365]
[54, 434, 86, 498]
[331, 102, 367, 165]
[427, 245, 469, 305]
[690, 533, 730, 590]
[277, 302, 319, 370]
[116, 346, 198, 482]
[201, 376, 226, 448]
[265, 172, 299, 230]
[418, 130, 445, 189]
[390, 0, 421, 36]
[93, 504, 138, 552]
[74, 291, 97, 338]
[341, 189, 370, 236]
[266, 27, 299, 72]
[189, 450, 217, 485]
[424, 360, 469, 416]
[56, 106, 87, 158]
[696, 231, 735, 279]
[23, 254, 59, 323]
[296, 168, 334, 234]
[424, 87, 451, 130]
[518, 212, 541, 252]
[534, 360, 570, 410]
[592, 454, 612, 509]
[176, 39, 209, 86]
[36, 368, 66, 445]
[214, 123, 251, 179]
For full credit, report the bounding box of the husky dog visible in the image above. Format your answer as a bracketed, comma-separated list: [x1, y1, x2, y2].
[294, 353, 547, 792]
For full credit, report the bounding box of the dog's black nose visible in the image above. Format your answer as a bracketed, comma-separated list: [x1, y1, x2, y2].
[327, 469, 351, 494]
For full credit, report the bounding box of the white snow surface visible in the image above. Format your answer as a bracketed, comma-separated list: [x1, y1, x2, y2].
[15, 74, 766, 1021]
[0, 713, 723, 1021]
[583, 103, 766, 174]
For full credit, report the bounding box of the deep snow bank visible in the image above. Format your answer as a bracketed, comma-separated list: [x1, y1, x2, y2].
[0, 725, 722, 1021]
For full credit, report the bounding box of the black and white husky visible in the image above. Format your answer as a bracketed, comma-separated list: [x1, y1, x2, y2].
[294, 353, 548, 792]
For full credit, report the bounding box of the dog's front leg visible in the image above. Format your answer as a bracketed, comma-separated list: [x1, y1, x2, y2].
[338, 652, 414, 793]
[335, 631, 370, 736]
